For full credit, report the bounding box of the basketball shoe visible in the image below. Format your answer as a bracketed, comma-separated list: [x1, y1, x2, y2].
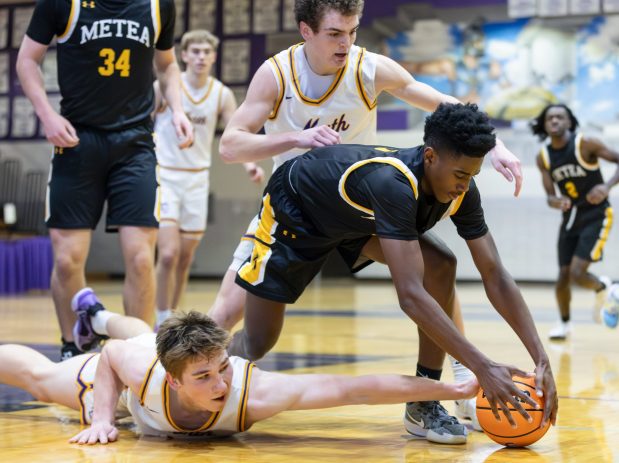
[548, 321, 571, 341]
[601, 283, 619, 329]
[404, 401, 467, 444]
[593, 276, 611, 323]
[454, 397, 482, 431]
[72, 287, 109, 352]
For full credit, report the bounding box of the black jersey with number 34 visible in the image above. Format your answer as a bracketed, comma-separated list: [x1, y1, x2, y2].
[26, 0, 175, 130]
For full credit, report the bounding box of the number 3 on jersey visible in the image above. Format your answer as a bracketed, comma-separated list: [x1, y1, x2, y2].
[564, 181, 579, 199]
[98, 49, 131, 77]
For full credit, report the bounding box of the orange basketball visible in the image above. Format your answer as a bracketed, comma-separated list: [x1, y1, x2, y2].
[476, 375, 550, 447]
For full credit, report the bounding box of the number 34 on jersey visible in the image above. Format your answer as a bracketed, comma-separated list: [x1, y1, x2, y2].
[98, 48, 130, 77]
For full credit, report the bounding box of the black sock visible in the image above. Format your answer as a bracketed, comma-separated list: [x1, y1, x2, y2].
[60, 338, 82, 361]
[561, 315, 570, 323]
[416, 363, 442, 381]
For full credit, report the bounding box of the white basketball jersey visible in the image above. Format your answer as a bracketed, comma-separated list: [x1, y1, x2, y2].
[155, 73, 226, 170]
[126, 355, 255, 437]
[265, 43, 378, 170]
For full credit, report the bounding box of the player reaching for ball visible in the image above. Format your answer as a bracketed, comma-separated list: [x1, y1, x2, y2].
[0, 308, 478, 444]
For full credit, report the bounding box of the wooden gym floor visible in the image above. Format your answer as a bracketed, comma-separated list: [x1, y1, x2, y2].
[0, 278, 617, 462]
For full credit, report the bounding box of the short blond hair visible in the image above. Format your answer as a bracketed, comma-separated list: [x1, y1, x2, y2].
[180, 29, 220, 51]
[156, 311, 230, 379]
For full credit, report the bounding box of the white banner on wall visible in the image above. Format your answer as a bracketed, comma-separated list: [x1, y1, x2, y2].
[189, 0, 217, 32]
[603, 0, 619, 11]
[570, 0, 601, 13]
[0, 10, 8, 49]
[42, 50, 59, 92]
[12, 7, 34, 48]
[224, 0, 250, 34]
[253, 0, 280, 33]
[12, 97, 37, 137]
[0, 97, 8, 137]
[174, 0, 186, 39]
[508, 0, 538, 17]
[538, 0, 569, 15]
[0, 53, 8, 93]
[283, 0, 297, 31]
[221, 39, 251, 83]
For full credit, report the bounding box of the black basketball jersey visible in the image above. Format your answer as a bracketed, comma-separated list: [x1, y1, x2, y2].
[285, 144, 488, 241]
[26, 0, 175, 130]
[539, 133, 608, 211]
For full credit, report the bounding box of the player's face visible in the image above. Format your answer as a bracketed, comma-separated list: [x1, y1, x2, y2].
[302, 10, 359, 73]
[182, 42, 216, 76]
[176, 349, 232, 412]
[423, 147, 483, 203]
[544, 106, 570, 138]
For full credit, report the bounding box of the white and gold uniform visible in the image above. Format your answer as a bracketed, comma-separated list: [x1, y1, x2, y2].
[230, 43, 378, 269]
[76, 335, 255, 437]
[155, 73, 229, 233]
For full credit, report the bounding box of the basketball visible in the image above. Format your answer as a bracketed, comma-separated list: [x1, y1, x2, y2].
[476, 375, 550, 447]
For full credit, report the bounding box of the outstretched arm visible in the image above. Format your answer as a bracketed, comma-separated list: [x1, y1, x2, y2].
[466, 232, 558, 426]
[379, 237, 538, 426]
[218, 62, 341, 164]
[16, 36, 79, 148]
[375, 54, 522, 195]
[246, 367, 478, 425]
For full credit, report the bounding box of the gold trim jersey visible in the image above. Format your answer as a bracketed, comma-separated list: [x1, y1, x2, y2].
[26, 0, 175, 130]
[155, 74, 226, 169]
[264, 43, 378, 171]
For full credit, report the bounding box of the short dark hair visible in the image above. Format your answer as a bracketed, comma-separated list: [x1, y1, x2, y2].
[530, 104, 579, 141]
[423, 103, 496, 158]
[156, 311, 230, 379]
[295, 0, 364, 32]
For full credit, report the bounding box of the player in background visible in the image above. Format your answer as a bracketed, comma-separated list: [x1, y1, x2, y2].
[533, 104, 619, 339]
[153, 30, 264, 329]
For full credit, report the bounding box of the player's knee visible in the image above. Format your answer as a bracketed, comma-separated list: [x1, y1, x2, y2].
[557, 268, 570, 287]
[127, 249, 156, 276]
[434, 251, 458, 282]
[158, 248, 179, 270]
[242, 336, 274, 361]
[53, 252, 83, 279]
[568, 266, 587, 285]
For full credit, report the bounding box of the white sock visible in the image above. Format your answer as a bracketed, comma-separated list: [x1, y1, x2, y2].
[156, 309, 173, 326]
[450, 355, 475, 383]
[90, 310, 116, 336]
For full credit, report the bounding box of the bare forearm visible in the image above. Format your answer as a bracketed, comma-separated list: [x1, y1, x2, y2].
[291, 374, 472, 410]
[340, 374, 471, 405]
[91, 350, 124, 424]
[220, 129, 300, 163]
[157, 62, 183, 114]
[483, 270, 547, 364]
[400, 293, 489, 373]
[16, 59, 55, 119]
